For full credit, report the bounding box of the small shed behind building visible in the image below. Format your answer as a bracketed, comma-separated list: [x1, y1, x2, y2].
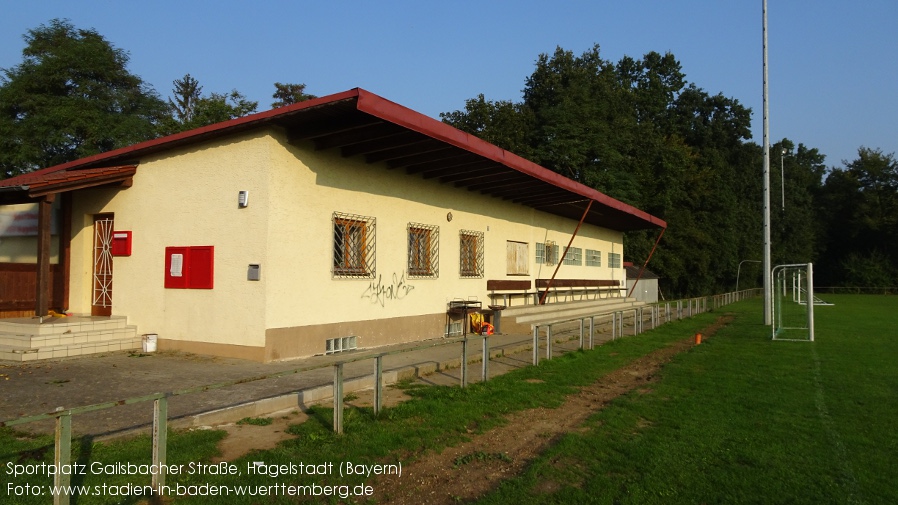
[625, 262, 661, 303]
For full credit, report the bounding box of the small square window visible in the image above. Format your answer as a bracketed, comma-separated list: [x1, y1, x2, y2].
[536, 241, 559, 265]
[586, 249, 602, 267]
[608, 252, 622, 269]
[562, 246, 582, 266]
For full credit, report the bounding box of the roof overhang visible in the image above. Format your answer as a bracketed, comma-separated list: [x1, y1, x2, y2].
[0, 165, 136, 205]
[0, 88, 665, 231]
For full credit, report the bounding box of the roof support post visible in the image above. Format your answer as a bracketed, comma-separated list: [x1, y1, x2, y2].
[627, 227, 666, 299]
[36, 194, 55, 318]
[539, 200, 593, 305]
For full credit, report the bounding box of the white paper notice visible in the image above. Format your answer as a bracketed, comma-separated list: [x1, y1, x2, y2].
[170, 253, 184, 277]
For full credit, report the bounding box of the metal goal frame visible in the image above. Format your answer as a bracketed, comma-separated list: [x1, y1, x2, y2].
[771, 263, 815, 341]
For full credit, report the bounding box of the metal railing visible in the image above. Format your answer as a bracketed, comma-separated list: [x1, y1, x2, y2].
[1, 287, 762, 504]
[530, 289, 762, 366]
[814, 286, 897, 295]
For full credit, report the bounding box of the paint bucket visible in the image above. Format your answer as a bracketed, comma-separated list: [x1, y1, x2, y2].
[142, 334, 158, 353]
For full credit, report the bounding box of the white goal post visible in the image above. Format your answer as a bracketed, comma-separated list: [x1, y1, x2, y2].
[771, 263, 815, 341]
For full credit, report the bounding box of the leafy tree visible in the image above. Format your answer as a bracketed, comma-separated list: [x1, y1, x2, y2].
[769, 139, 826, 266]
[440, 94, 534, 158]
[192, 90, 257, 125]
[817, 147, 898, 285]
[443, 44, 761, 296]
[0, 19, 166, 178]
[159, 74, 258, 135]
[271, 82, 316, 108]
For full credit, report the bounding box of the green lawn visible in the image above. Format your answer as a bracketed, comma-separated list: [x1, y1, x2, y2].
[477, 295, 898, 504]
[2, 295, 895, 504]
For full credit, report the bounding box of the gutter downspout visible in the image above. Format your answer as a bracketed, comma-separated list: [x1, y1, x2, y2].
[627, 227, 665, 299]
[539, 200, 593, 305]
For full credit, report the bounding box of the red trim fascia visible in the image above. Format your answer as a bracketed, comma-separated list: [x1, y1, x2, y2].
[355, 89, 666, 230]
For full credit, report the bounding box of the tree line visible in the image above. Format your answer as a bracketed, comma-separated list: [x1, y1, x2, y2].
[0, 20, 314, 177]
[442, 46, 897, 293]
[1, 21, 895, 293]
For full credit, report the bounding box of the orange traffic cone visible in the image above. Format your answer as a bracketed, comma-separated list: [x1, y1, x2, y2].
[694, 333, 702, 345]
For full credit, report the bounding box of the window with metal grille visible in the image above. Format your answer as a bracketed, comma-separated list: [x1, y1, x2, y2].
[408, 223, 439, 278]
[586, 249, 602, 267]
[536, 241, 559, 265]
[459, 230, 484, 278]
[562, 246, 582, 266]
[608, 252, 622, 269]
[333, 212, 376, 278]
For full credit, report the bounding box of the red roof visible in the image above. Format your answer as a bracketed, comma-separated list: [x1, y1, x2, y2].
[1, 88, 666, 231]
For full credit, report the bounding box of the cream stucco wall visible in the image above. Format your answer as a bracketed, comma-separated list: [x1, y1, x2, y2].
[262, 129, 625, 329]
[64, 126, 629, 359]
[68, 131, 273, 348]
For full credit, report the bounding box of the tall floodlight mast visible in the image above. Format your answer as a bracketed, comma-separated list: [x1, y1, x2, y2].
[762, 0, 772, 325]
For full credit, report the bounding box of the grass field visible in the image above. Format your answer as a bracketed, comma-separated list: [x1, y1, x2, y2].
[1, 295, 895, 504]
[477, 294, 897, 504]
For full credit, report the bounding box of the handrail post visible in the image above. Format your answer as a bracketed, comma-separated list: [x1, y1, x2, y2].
[461, 338, 469, 388]
[481, 335, 490, 382]
[374, 355, 384, 416]
[579, 318, 585, 349]
[152, 395, 168, 489]
[333, 363, 344, 434]
[546, 325, 553, 359]
[588, 316, 595, 349]
[532, 326, 539, 365]
[54, 408, 72, 505]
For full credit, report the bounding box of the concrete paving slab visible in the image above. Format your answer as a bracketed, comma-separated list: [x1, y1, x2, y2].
[1, 329, 610, 439]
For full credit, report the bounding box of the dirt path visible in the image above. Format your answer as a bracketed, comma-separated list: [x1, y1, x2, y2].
[370, 316, 732, 504]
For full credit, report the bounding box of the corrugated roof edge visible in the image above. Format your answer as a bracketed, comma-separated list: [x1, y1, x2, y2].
[356, 89, 666, 230]
[0, 88, 666, 230]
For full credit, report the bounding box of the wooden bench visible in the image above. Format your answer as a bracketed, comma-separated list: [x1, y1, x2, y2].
[535, 279, 622, 303]
[487, 279, 622, 306]
[486, 280, 532, 307]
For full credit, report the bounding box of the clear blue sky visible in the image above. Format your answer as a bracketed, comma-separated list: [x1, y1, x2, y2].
[2, 0, 895, 168]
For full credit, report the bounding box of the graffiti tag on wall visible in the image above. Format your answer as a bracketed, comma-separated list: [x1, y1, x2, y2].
[362, 271, 415, 307]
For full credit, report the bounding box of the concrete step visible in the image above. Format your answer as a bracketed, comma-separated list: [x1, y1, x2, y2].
[513, 300, 645, 325]
[0, 315, 140, 362]
[0, 325, 139, 349]
[493, 298, 645, 335]
[501, 297, 637, 317]
[0, 335, 142, 362]
[503, 298, 641, 320]
[0, 315, 130, 337]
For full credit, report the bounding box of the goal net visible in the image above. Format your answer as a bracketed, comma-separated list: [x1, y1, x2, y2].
[771, 263, 816, 341]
